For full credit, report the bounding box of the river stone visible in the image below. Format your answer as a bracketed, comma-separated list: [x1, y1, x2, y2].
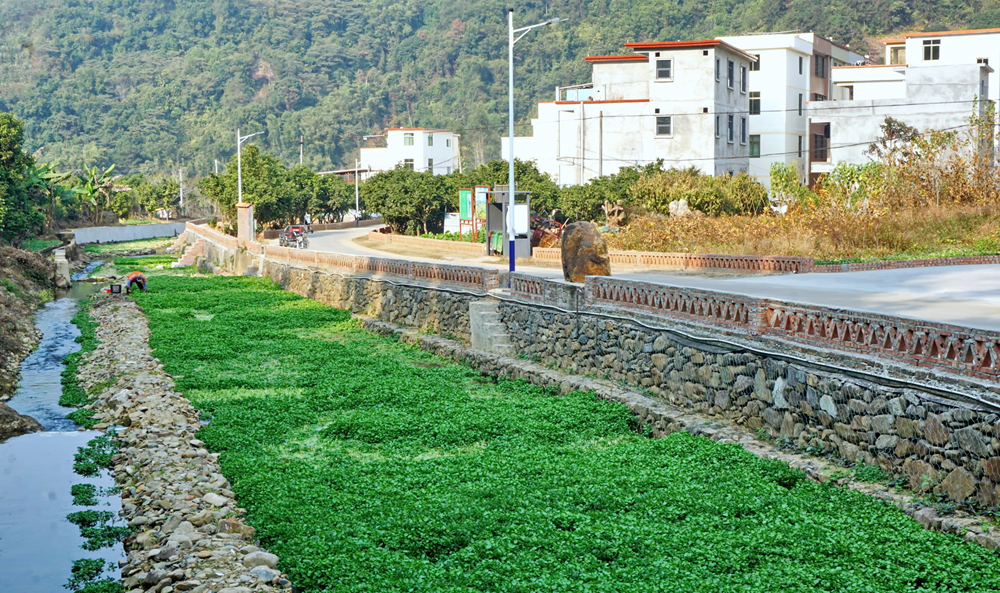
[162, 513, 183, 534]
[955, 426, 990, 456]
[940, 467, 976, 502]
[0, 402, 42, 441]
[243, 551, 279, 569]
[924, 414, 950, 445]
[733, 375, 753, 394]
[839, 441, 861, 462]
[202, 492, 229, 507]
[875, 434, 899, 449]
[903, 458, 938, 491]
[250, 565, 276, 582]
[772, 377, 789, 409]
[982, 458, 1000, 481]
[761, 408, 783, 430]
[218, 588, 253, 593]
[174, 521, 196, 536]
[560, 222, 610, 283]
[819, 395, 837, 419]
[870, 414, 894, 434]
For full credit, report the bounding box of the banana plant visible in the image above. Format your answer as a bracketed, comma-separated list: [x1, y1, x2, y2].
[73, 164, 130, 224]
[20, 162, 73, 232]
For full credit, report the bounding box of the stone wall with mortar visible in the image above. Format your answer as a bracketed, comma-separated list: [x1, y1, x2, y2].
[497, 300, 1000, 506]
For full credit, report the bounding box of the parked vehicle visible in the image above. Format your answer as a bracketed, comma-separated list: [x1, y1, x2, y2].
[279, 225, 310, 249]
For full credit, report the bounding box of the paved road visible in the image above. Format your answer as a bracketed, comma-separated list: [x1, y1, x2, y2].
[308, 227, 1000, 331]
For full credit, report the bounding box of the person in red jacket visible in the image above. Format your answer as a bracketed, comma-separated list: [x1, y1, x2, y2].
[125, 271, 147, 292]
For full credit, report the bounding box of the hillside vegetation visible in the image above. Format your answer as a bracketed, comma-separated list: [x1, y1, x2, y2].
[2, 0, 999, 176]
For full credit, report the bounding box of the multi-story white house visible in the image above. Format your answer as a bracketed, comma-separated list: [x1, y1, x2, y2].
[807, 28, 995, 179]
[719, 33, 863, 187]
[883, 28, 1000, 102]
[502, 39, 755, 186]
[359, 128, 461, 175]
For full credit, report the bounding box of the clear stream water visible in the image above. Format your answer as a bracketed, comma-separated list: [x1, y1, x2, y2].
[0, 265, 123, 592]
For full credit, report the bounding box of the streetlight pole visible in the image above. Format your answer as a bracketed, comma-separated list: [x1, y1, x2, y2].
[507, 9, 563, 283]
[236, 128, 264, 205]
[355, 158, 361, 227]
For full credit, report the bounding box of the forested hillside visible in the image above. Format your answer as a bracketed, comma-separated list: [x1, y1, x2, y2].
[1, 0, 998, 176]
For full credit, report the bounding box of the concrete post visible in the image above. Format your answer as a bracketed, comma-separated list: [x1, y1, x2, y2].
[53, 249, 72, 288]
[236, 203, 254, 243]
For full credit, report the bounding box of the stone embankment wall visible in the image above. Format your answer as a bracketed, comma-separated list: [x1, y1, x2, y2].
[83, 297, 293, 593]
[498, 300, 1000, 506]
[190, 226, 492, 340]
[0, 247, 55, 401]
[183, 223, 1000, 505]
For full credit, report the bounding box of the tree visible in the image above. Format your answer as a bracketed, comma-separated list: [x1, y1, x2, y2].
[198, 145, 289, 227]
[362, 166, 449, 234]
[0, 112, 42, 246]
[73, 165, 130, 225]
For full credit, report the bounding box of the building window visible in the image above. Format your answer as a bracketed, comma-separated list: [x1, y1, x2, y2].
[813, 134, 829, 162]
[727, 60, 734, 88]
[715, 115, 720, 138]
[655, 59, 673, 80]
[889, 46, 906, 65]
[798, 93, 803, 116]
[427, 135, 434, 147]
[814, 55, 828, 78]
[403, 158, 414, 170]
[740, 117, 747, 144]
[655, 116, 673, 137]
[749, 55, 760, 71]
[797, 136, 802, 158]
[740, 66, 748, 93]
[749, 91, 760, 115]
[427, 158, 434, 170]
[727, 115, 734, 143]
[812, 93, 827, 102]
[923, 39, 940, 61]
[749, 134, 761, 158]
[446, 167, 451, 174]
[798, 56, 803, 75]
[715, 58, 720, 81]
[978, 57, 990, 65]
[446, 138, 452, 147]
[404, 133, 414, 146]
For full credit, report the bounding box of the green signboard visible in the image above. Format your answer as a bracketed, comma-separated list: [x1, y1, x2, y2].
[459, 189, 473, 221]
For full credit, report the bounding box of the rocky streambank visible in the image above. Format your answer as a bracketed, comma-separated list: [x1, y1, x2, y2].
[79, 296, 293, 593]
[0, 246, 56, 403]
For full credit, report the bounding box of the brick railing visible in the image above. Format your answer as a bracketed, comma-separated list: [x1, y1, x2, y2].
[532, 248, 810, 273]
[509, 272, 1000, 381]
[186, 223, 498, 292]
[366, 230, 487, 256]
[811, 255, 1000, 273]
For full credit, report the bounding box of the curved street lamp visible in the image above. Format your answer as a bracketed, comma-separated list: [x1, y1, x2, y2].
[507, 10, 564, 284]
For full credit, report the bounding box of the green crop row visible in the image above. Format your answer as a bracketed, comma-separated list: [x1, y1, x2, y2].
[134, 275, 1000, 592]
[61, 300, 101, 428]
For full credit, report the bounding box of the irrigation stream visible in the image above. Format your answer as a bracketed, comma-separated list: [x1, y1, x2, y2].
[0, 263, 123, 591]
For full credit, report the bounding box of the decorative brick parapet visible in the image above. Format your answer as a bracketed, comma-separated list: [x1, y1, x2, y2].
[511, 273, 1000, 382]
[186, 223, 498, 292]
[810, 255, 1000, 273]
[533, 247, 810, 273]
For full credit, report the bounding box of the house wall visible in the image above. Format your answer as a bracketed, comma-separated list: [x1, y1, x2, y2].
[505, 43, 750, 186]
[360, 129, 460, 174]
[809, 63, 987, 168]
[902, 32, 1000, 100]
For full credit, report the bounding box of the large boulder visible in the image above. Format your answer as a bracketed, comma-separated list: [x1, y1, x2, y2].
[560, 221, 611, 283]
[0, 402, 42, 442]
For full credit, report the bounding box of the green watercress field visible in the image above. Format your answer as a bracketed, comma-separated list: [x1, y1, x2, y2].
[134, 276, 1000, 592]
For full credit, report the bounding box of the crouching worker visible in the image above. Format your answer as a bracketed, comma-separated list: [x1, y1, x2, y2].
[126, 271, 147, 292]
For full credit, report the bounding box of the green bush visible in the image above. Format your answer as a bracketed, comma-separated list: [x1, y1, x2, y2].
[629, 167, 769, 217]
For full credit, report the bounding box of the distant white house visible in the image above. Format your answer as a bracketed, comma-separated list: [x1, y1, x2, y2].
[502, 39, 755, 186]
[808, 28, 994, 179]
[359, 128, 461, 175]
[883, 28, 1000, 103]
[719, 33, 863, 187]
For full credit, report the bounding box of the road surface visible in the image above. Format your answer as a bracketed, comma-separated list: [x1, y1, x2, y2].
[307, 227, 1000, 331]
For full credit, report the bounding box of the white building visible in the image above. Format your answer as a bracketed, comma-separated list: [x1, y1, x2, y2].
[883, 28, 1000, 103]
[808, 36, 993, 178]
[359, 128, 461, 175]
[503, 39, 755, 186]
[719, 33, 863, 187]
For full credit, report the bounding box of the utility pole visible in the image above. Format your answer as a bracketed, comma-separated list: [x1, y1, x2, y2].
[214, 159, 219, 175]
[354, 158, 361, 227]
[179, 168, 184, 214]
[299, 135, 304, 165]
